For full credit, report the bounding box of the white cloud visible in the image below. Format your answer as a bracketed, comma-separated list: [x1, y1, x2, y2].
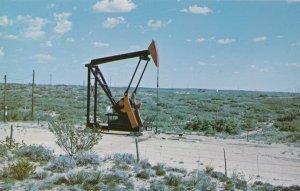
[0, 16, 12, 26]
[253, 36, 268, 42]
[147, 19, 172, 30]
[48, 3, 55, 8]
[16, 16, 47, 39]
[196, 38, 206, 43]
[197, 61, 217, 66]
[31, 54, 56, 63]
[0, 47, 4, 57]
[217, 38, 236, 44]
[1, 34, 18, 40]
[259, 68, 270, 73]
[66, 37, 75, 42]
[93, 41, 109, 48]
[286, 62, 300, 68]
[181, 5, 212, 15]
[40, 41, 53, 48]
[250, 64, 270, 73]
[198, 61, 208, 66]
[102, 17, 125, 28]
[54, 12, 72, 34]
[287, 0, 300, 3]
[93, 0, 136, 12]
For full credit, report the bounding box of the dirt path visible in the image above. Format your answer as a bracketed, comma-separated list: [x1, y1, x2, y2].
[1, 122, 299, 186]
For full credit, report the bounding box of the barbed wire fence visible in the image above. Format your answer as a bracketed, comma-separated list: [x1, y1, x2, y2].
[101, 136, 300, 185]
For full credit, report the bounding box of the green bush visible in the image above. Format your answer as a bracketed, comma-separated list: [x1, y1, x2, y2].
[8, 158, 35, 180]
[287, 132, 300, 142]
[211, 171, 228, 182]
[277, 112, 297, 122]
[0, 136, 24, 150]
[165, 173, 182, 187]
[152, 164, 166, 176]
[184, 170, 216, 191]
[136, 170, 150, 179]
[184, 117, 239, 135]
[16, 145, 53, 162]
[102, 171, 133, 190]
[75, 151, 100, 166]
[139, 159, 151, 169]
[32, 169, 48, 180]
[112, 153, 135, 165]
[274, 121, 299, 132]
[230, 172, 247, 190]
[53, 170, 101, 190]
[204, 165, 214, 175]
[112, 162, 131, 171]
[47, 155, 76, 173]
[49, 121, 102, 157]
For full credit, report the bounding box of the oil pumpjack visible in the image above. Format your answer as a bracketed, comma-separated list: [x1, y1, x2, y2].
[85, 40, 159, 132]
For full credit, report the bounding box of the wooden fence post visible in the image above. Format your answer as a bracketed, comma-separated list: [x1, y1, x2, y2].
[9, 125, 13, 149]
[223, 148, 227, 177]
[135, 137, 140, 162]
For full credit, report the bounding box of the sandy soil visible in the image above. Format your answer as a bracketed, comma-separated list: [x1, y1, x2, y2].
[1, 122, 299, 186]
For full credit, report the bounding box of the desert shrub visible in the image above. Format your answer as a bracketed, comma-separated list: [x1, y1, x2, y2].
[32, 169, 48, 180]
[165, 173, 183, 188]
[112, 162, 131, 171]
[242, 119, 256, 131]
[102, 170, 133, 190]
[287, 132, 300, 142]
[0, 183, 12, 191]
[53, 170, 101, 190]
[66, 171, 88, 185]
[75, 151, 100, 166]
[224, 180, 234, 191]
[152, 163, 166, 176]
[49, 121, 102, 157]
[251, 181, 274, 191]
[277, 112, 297, 122]
[112, 153, 135, 164]
[83, 172, 102, 190]
[149, 180, 169, 191]
[139, 159, 152, 169]
[274, 185, 300, 191]
[184, 170, 216, 191]
[0, 136, 24, 150]
[184, 117, 239, 135]
[166, 166, 187, 175]
[16, 145, 53, 162]
[0, 144, 7, 157]
[7, 158, 35, 180]
[211, 171, 228, 182]
[47, 155, 76, 172]
[230, 172, 247, 190]
[204, 165, 214, 175]
[38, 177, 58, 190]
[143, 115, 156, 130]
[136, 170, 150, 179]
[274, 121, 299, 132]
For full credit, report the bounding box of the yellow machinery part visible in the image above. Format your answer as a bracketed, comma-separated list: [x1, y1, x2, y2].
[123, 95, 139, 128]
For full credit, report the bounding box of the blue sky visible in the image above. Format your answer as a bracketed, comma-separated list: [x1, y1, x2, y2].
[0, 0, 299, 92]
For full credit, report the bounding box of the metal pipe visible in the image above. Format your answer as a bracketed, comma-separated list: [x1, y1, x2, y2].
[125, 58, 142, 95]
[87, 67, 91, 126]
[134, 59, 150, 94]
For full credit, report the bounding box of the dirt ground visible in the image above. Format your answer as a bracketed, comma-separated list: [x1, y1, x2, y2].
[0, 122, 299, 186]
